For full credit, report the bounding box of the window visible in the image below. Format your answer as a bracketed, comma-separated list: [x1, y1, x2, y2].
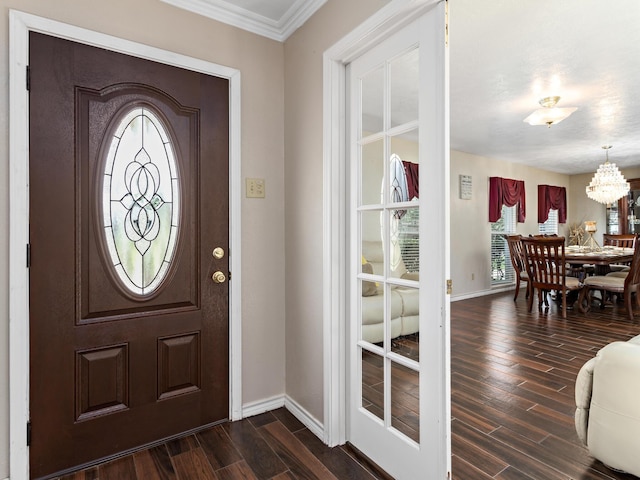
[539, 208, 559, 235]
[102, 106, 180, 296]
[490, 205, 516, 285]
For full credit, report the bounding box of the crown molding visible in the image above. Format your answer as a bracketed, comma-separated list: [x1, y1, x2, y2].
[161, 0, 327, 42]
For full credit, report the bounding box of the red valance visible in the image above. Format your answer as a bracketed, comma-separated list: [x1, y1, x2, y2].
[489, 177, 526, 223]
[538, 185, 567, 224]
[403, 161, 419, 200]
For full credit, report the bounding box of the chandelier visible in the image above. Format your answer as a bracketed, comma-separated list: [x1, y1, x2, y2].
[585, 145, 630, 204]
[523, 96, 577, 128]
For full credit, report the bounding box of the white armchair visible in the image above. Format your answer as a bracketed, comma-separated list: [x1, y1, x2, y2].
[575, 334, 640, 475]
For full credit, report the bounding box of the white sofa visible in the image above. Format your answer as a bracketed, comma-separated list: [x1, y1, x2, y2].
[575, 334, 640, 475]
[361, 241, 419, 344]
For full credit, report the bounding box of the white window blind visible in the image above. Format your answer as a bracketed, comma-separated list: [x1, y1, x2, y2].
[490, 205, 516, 286]
[398, 208, 419, 273]
[539, 208, 559, 235]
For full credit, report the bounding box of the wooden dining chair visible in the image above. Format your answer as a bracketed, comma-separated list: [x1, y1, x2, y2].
[603, 233, 637, 248]
[578, 240, 640, 320]
[603, 234, 637, 272]
[521, 236, 583, 318]
[505, 235, 530, 301]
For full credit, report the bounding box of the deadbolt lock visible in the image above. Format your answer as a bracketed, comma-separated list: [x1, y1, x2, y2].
[212, 271, 226, 284]
[212, 247, 225, 259]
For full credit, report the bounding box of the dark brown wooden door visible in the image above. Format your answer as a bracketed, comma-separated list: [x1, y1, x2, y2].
[29, 32, 230, 479]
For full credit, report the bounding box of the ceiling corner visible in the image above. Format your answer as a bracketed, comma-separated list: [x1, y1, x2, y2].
[279, 0, 328, 41]
[160, 0, 327, 42]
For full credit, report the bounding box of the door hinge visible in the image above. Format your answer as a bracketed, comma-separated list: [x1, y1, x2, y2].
[446, 279, 452, 295]
[26, 421, 31, 446]
[26, 243, 31, 268]
[26, 65, 30, 91]
[228, 271, 231, 281]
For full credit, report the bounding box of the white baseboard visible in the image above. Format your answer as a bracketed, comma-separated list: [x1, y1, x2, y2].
[284, 396, 324, 440]
[241, 394, 325, 442]
[451, 285, 514, 302]
[242, 395, 286, 418]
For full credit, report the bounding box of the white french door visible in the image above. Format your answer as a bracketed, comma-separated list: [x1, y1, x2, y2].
[348, 2, 450, 478]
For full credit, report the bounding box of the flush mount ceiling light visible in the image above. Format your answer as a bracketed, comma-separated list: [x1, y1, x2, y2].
[523, 96, 578, 127]
[586, 145, 630, 204]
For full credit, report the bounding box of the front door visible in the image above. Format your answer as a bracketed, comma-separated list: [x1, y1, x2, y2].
[348, 2, 450, 478]
[29, 32, 230, 478]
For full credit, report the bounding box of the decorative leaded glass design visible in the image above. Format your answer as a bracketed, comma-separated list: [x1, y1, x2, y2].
[389, 153, 409, 219]
[103, 106, 179, 296]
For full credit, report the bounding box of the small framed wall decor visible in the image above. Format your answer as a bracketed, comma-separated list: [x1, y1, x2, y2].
[459, 174, 472, 200]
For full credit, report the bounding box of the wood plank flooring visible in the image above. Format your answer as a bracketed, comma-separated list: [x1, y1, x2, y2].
[57, 291, 640, 479]
[56, 408, 385, 480]
[451, 291, 640, 480]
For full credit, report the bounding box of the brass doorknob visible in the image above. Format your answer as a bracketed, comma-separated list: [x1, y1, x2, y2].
[212, 271, 226, 284]
[212, 247, 225, 259]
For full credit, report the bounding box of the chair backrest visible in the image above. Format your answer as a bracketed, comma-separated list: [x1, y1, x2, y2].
[603, 234, 637, 248]
[624, 240, 640, 290]
[521, 236, 568, 289]
[505, 235, 525, 274]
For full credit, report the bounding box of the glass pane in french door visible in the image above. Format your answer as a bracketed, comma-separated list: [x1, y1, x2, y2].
[391, 285, 419, 360]
[391, 361, 419, 442]
[390, 48, 419, 128]
[361, 66, 384, 134]
[360, 210, 385, 348]
[361, 348, 384, 421]
[361, 139, 384, 205]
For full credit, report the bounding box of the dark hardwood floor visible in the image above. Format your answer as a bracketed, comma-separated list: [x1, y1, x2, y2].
[451, 290, 640, 480]
[56, 408, 386, 480]
[362, 333, 420, 444]
[57, 291, 640, 479]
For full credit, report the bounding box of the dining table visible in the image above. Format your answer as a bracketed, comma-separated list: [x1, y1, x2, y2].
[564, 245, 635, 276]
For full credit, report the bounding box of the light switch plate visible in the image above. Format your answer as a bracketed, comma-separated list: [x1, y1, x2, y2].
[246, 178, 265, 198]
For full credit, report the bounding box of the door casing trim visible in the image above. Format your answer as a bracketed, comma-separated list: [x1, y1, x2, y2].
[9, 10, 242, 479]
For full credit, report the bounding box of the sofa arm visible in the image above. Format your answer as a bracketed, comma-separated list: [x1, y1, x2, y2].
[401, 272, 419, 281]
[587, 341, 640, 475]
[574, 357, 597, 446]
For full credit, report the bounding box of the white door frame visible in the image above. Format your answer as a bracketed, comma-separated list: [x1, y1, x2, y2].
[322, 0, 449, 465]
[9, 10, 243, 479]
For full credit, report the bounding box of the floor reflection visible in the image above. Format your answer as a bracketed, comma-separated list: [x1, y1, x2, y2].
[362, 333, 420, 443]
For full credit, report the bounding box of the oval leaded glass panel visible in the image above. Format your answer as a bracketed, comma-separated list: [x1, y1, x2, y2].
[102, 106, 180, 296]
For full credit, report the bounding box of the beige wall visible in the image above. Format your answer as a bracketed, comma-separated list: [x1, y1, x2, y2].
[0, 1, 286, 475]
[283, 0, 390, 421]
[450, 150, 571, 298]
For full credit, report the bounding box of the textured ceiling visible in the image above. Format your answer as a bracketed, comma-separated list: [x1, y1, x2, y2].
[165, 0, 640, 175]
[450, 0, 640, 175]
